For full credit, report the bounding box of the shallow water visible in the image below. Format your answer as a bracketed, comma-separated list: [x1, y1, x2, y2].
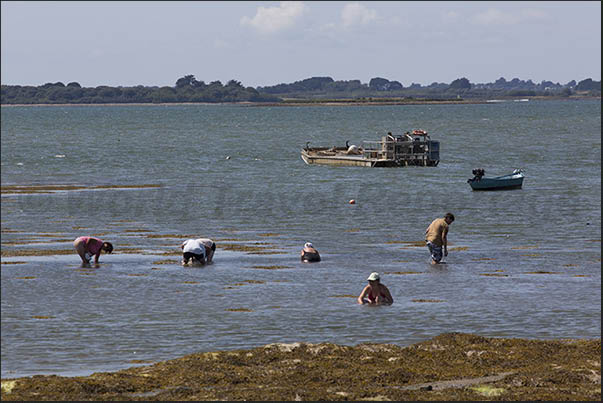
[1, 100, 601, 378]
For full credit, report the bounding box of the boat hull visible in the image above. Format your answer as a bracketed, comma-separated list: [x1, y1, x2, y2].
[300, 149, 439, 168]
[301, 151, 374, 167]
[469, 175, 524, 191]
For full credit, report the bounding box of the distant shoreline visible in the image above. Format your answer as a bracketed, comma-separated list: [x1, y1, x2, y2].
[0, 101, 486, 107]
[1, 96, 598, 108]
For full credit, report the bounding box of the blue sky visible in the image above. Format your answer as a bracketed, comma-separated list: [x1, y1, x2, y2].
[1, 1, 600, 88]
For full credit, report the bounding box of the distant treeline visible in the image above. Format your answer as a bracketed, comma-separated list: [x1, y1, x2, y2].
[0, 76, 279, 105]
[256, 76, 602, 99]
[1, 75, 600, 105]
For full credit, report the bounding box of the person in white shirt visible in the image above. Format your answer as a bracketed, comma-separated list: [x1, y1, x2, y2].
[180, 239, 206, 266]
[196, 238, 216, 263]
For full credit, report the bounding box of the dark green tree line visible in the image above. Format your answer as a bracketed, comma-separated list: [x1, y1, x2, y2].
[1, 75, 279, 104]
[1, 75, 600, 104]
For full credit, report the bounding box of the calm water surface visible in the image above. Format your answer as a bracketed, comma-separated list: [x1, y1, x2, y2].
[1, 100, 601, 378]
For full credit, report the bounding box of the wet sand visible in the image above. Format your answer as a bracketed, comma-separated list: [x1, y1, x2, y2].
[1, 333, 599, 401]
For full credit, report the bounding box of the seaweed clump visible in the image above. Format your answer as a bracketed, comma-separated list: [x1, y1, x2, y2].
[0, 184, 162, 195]
[251, 265, 290, 270]
[1, 333, 599, 401]
[1, 249, 73, 257]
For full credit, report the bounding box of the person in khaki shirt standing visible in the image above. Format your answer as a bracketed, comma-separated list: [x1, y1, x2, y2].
[425, 213, 455, 264]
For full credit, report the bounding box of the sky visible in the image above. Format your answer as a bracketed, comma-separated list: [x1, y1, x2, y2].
[1, 1, 601, 88]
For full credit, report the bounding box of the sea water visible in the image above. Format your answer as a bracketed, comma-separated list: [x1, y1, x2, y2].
[1, 100, 600, 378]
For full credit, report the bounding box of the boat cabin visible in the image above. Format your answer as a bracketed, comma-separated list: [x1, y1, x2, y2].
[360, 130, 440, 167]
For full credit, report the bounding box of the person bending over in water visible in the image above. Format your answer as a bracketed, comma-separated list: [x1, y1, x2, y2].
[357, 272, 393, 305]
[181, 239, 206, 266]
[425, 212, 455, 264]
[73, 236, 113, 266]
[196, 238, 216, 263]
[300, 242, 321, 262]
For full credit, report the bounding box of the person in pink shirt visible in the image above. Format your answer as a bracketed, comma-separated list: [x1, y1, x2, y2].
[73, 236, 113, 266]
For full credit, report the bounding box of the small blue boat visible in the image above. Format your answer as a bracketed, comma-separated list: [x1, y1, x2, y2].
[467, 168, 524, 191]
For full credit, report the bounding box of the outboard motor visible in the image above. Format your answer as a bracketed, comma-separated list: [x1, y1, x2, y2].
[468, 168, 485, 183]
[472, 168, 485, 178]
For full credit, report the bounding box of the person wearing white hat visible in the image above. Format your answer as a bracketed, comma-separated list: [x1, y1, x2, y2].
[357, 272, 393, 305]
[300, 242, 321, 262]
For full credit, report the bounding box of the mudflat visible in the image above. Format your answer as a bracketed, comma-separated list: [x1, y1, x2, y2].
[1, 333, 600, 401]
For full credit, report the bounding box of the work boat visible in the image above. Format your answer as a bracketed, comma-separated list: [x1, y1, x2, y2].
[467, 168, 525, 190]
[301, 130, 440, 168]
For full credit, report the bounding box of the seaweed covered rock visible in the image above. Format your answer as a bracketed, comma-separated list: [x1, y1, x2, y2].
[1, 333, 600, 401]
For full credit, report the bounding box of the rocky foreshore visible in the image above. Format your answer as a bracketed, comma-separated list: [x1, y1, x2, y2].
[1, 333, 600, 401]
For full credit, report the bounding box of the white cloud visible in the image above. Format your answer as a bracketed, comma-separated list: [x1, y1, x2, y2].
[474, 9, 517, 25]
[240, 1, 307, 34]
[442, 10, 460, 22]
[89, 49, 104, 59]
[213, 38, 230, 49]
[473, 8, 549, 26]
[520, 9, 549, 21]
[341, 2, 377, 28]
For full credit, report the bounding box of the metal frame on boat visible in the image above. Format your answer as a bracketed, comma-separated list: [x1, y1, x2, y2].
[301, 130, 440, 168]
